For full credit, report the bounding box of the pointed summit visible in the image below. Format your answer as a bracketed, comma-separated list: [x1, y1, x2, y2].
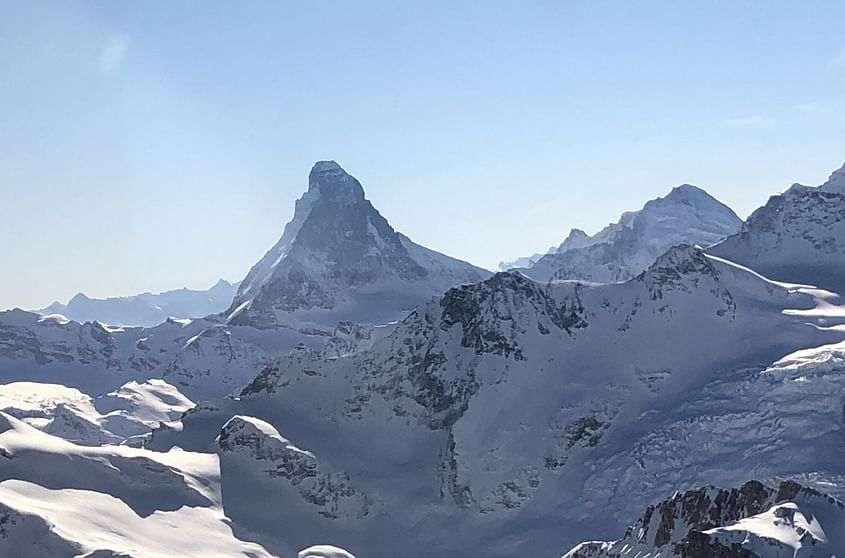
[229, 162, 488, 327]
[557, 228, 590, 252]
[664, 183, 714, 204]
[307, 160, 366, 203]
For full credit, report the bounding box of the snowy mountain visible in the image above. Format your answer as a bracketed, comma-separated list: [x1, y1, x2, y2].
[820, 160, 845, 194]
[709, 164, 845, 293]
[148, 245, 845, 556]
[38, 279, 239, 327]
[563, 480, 845, 558]
[0, 162, 487, 401]
[496, 247, 555, 271]
[515, 184, 741, 282]
[228, 160, 489, 328]
[2, 159, 845, 557]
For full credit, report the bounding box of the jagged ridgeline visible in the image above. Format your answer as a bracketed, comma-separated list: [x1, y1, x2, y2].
[3, 159, 845, 557]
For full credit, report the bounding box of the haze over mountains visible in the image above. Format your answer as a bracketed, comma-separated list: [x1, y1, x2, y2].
[510, 184, 743, 282]
[38, 279, 239, 327]
[2, 159, 845, 557]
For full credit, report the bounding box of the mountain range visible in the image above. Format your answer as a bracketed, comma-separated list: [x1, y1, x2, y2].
[511, 183, 743, 282]
[1, 159, 845, 557]
[37, 279, 239, 327]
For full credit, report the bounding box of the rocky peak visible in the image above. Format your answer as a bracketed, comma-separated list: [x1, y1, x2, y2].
[438, 272, 587, 360]
[564, 480, 838, 558]
[307, 160, 367, 205]
[68, 292, 91, 305]
[557, 228, 591, 252]
[664, 183, 711, 203]
[636, 245, 733, 310]
[642, 244, 715, 278]
[707, 176, 845, 292]
[228, 161, 485, 327]
[217, 415, 370, 520]
[641, 185, 739, 226]
[820, 160, 845, 195]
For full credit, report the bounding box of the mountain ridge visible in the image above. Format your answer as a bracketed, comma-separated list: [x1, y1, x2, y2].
[514, 183, 742, 283]
[37, 279, 239, 328]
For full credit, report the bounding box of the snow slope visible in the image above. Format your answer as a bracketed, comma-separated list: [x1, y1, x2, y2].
[515, 184, 741, 282]
[0, 378, 193, 446]
[0, 411, 278, 557]
[38, 279, 239, 328]
[148, 245, 845, 556]
[709, 168, 845, 293]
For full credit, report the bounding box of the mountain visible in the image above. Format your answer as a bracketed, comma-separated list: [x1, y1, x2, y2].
[709, 163, 845, 293]
[3, 160, 845, 557]
[228, 161, 489, 328]
[0, 161, 487, 400]
[496, 247, 555, 271]
[148, 245, 845, 556]
[820, 160, 845, 194]
[515, 184, 741, 282]
[38, 278, 239, 327]
[563, 480, 845, 558]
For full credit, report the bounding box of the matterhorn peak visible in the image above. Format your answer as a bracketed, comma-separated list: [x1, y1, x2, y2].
[307, 160, 366, 204]
[310, 160, 343, 173]
[227, 161, 487, 328]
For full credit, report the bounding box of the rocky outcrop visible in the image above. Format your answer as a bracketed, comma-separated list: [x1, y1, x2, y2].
[217, 416, 370, 520]
[709, 173, 845, 292]
[563, 480, 842, 558]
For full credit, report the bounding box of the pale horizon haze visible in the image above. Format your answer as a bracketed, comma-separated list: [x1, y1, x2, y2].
[2, 0, 845, 310]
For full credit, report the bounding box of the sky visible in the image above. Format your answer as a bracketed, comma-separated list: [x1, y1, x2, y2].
[2, 0, 845, 310]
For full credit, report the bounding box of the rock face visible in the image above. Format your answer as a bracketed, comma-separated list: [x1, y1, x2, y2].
[820, 160, 845, 195]
[38, 279, 238, 328]
[217, 416, 369, 520]
[517, 184, 741, 282]
[152, 244, 844, 556]
[229, 161, 488, 328]
[709, 177, 845, 293]
[563, 480, 845, 558]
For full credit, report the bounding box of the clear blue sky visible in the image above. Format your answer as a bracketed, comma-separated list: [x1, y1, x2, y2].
[2, 0, 845, 310]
